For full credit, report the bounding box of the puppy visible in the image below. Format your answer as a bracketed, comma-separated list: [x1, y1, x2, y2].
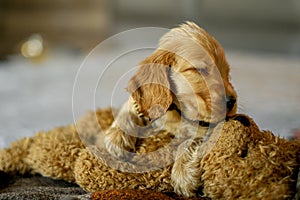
[98, 21, 237, 196]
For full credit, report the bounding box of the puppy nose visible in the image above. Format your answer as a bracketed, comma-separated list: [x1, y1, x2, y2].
[226, 96, 236, 111]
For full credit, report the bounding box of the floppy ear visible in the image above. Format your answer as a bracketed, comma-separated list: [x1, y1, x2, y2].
[127, 50, 175, 120]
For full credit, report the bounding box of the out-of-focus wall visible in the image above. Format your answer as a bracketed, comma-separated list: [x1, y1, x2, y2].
[0, 0, 111, 58]
[1, 0, 300, 58]
[112, 0, 300, 55]
[196, 0, 300, 54]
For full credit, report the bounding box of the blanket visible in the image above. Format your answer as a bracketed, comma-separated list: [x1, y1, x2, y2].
[0, 171, 207, 200]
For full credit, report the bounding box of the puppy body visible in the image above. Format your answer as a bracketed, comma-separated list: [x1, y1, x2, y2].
[98, 22, 237, 197]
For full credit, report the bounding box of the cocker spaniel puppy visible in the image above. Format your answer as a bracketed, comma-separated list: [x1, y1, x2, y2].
[97, 21, 237, 196]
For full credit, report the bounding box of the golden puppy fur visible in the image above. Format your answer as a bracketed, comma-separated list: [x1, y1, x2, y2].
[99, 21, 237, 196]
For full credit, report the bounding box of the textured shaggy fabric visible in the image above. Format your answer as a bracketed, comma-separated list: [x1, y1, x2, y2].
[0, 171, 208, 200]
[91, 189, 207, 200]
[200, 118, 300, 199]
[0, 108, 300, 199]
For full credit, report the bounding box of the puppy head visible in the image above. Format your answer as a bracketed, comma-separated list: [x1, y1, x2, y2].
[127, 22, 237, 124]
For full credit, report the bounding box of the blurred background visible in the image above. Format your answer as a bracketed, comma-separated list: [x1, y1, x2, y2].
[0, 0, 299, 148]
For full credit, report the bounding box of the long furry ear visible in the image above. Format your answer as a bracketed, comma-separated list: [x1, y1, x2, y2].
[127, 50, 174, 120]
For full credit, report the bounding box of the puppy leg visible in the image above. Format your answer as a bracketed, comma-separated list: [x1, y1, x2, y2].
[171, 126, 208, 197]
[171, 139, 201, 197]
[99, 99, 146, 159]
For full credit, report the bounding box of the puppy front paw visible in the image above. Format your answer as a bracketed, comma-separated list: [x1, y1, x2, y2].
[102, 127, 136, 160]
[171, 152, 202, 197]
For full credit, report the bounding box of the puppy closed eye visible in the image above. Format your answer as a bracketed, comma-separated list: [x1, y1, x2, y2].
[197, 68, 209, 76]
[182, 67, 209, 77]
